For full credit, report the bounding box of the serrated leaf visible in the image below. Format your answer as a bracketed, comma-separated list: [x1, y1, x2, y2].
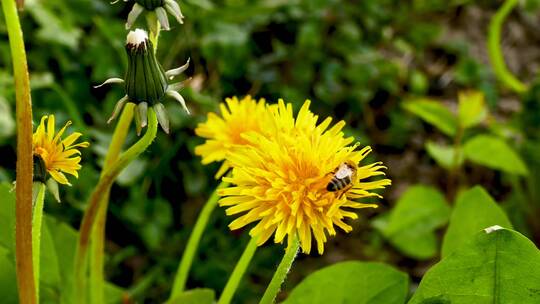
[409, 228, 540, 304]
[376, 185, 451, 260]
[403, 98, 458, 136]
[168, 288, 215, 304]
[425, 141, 463, 170]
[441, 186, 512, 258]
[458, 90, 487, 129]
[463, 135, 528, 175]
[284, 262, 408, 304]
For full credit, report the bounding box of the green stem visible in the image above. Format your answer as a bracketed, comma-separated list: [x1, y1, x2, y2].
[170, 180, 229, 298]
[89, 191, 110, 304]
[487, 0, 527, 94]
[74, 105, 157, 304]
[2, 0, 36, 302]
[259, 236, 300, 304]
[218, 237, 259, 304]
[31, 182, 46, 302]
[89, 104, 135, 304]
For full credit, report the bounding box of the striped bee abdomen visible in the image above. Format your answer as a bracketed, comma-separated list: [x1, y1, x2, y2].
[326, 175, 352, 192]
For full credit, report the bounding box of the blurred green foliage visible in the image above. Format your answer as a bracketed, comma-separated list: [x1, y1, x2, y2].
[1, 0, 540, 303]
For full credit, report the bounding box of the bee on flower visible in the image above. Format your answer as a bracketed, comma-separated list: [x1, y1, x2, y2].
[215, 99, 391, 254]
[95, 29, 190, 135]
[33, 115, 89, 201]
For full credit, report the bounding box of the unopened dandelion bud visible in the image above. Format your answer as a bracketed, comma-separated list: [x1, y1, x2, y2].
[125, 29, 168, 105]
[99, 29, 191, 134]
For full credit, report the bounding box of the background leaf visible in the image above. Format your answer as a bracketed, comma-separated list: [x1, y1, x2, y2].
[0, 97, 15, 142]
[0, 183, 15, 251]
[409, 228, 540, 304]
[425, 141, 464, 170]
[0, 247, 18, 303]
[458, 90, 487, 129]
[284, 261, 408, 304]
[167, 288, 215, 304]
[375, 185, 451, 260]
[403, 98, 458, 136]
[463, 135, 529, 175]
[441, 186, 513, 258]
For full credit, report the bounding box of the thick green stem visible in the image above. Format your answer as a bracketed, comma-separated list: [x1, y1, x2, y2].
[218, 237, 259, 304]
[74, 105, 157, 304]
[31, 182, 46, 302]
[487, 0, 527, 94]
[170, 180, 230, 298]
[2, 0, 36, 302]
[89, 104, 135, 304]
[259, 236, 300, 304]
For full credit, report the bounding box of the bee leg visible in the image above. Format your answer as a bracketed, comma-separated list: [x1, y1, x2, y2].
[338, 185, 353, 199]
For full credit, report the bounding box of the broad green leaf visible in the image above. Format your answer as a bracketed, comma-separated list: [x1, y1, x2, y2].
[0, 247, 18, 303]
[441, 186, 512, 258]
[0, 183, 15, 251]
[403, 98, 458, 136]
[284, 262, 408, 304]
[44, 216, 127, 304]
[40, 218, 62, 300]
[168, 288, 215, 304]
[377, 185, 450, 260]
[409, 228, 540, 304]
[425, 141, 463, 170]
[463, 135, 528, 175]
[458, 90, 487, 129]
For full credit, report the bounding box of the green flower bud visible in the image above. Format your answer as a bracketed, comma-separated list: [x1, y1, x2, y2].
[97, 28, 191, 135]
[124, 29, 168, 105]
[135, 0, 164, 10]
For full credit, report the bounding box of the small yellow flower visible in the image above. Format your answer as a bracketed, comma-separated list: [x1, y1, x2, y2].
[33, 115, 89, 186]
[195, 96, 271, 178]
[218, 100, 391, 254]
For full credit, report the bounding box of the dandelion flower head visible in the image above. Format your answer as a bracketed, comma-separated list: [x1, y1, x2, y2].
[33, 115, 90, 185]
[218, 100, 391, 254]
[195, 96, 271, 178]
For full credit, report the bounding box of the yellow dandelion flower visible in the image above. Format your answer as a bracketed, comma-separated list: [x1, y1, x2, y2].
[218, 100, 391, 254]
[195, 96, 272, 178]
[33, 115, 90, 186]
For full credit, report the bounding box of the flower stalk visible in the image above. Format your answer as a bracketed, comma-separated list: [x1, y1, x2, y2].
[170, 180, 229, 298]
[218, 237, 259, 304]
[2, 0, 36, 302]
[487, 0, 527, 94]
[259, 236, 300, 304]
[89, 103, 135, 304]
[74, 106, 158, 303]
[31, 182, 46, 302]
